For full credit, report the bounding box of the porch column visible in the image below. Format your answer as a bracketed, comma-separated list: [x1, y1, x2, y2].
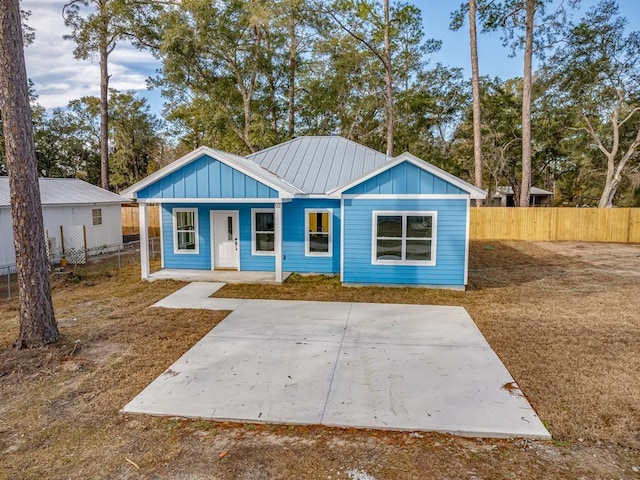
[274, 200, 283, 283]
[138, 202, 150, 279]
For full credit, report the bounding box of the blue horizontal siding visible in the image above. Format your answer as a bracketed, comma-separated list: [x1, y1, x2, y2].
[161, 199, 342, 274]
[162, 203, 278, 271]
[342, 199, 468, 287]
[138, 154, 278, 199]
[282, 199, 341, 274]
[345, 161, 467, 195]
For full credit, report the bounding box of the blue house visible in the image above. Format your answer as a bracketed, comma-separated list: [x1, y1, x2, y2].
[121, 136, 485, 289]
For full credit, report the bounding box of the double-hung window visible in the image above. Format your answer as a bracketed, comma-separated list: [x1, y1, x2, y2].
[305, 209, 332, 256]
[372, 211, 436, 265]
[252, 209, 275, 255]
[173, 208, 198, 254]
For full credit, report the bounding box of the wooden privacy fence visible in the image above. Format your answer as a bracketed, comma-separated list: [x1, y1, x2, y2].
[121, 205, 640, 244]
[470, 207, 640, 243]
[122, 205, 161, 237]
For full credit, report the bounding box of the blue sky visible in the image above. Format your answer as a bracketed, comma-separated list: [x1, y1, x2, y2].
[22, 0, 640, 115]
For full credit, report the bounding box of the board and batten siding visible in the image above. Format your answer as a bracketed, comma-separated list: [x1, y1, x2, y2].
[137, 154, 279, 199]
[162, 203, 277, 271]
[344, 161, 467, 195]
[282, 199, 341, 274]
[342, 199, 468, 287]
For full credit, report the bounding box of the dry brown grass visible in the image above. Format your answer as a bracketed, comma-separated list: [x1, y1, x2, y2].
[1, 241, 639, 479]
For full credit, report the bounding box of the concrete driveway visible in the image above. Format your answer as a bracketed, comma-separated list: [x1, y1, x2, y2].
[122, 283, 550, 439]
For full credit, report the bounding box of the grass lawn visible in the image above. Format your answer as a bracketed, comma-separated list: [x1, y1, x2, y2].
[1, 241, 638, 479]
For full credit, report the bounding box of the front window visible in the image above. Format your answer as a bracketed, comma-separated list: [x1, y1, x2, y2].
[305, 209, 332, 256]
[252, 209, 275, 255]
[92, 208, 102, 226]
[173, 208, 199, 253]
[373, 211, 436, 265]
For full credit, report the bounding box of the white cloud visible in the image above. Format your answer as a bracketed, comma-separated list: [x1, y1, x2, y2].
[22, 0, 159, 110]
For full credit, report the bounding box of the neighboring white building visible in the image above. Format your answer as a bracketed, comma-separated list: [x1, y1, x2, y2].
[492, 186, 554, 207]
[0, 177, 124, 266]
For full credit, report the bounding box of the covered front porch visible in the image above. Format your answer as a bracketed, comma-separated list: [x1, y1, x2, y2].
[146, 269, 292, 284]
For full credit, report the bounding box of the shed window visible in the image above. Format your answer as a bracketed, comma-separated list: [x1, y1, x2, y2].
[305, 209, 332, 256]
[252, 209, 275, 255]
[173, 208, 199, 254]
[372, 211, 436, 266]
[92, 208, 102, 226]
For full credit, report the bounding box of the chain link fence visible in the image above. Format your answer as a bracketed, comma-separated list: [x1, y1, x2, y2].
[0, 237, 160, 302]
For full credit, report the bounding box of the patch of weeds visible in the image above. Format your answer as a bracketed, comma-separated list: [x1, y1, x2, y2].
[70, 272, 85, 283]
[191, 420, 218, 435]
[553, 439, 569, 448]
[242, 423, 255, 432]
[165, 419, 182, 431]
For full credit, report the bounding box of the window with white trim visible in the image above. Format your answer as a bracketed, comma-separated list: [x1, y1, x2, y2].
[372, 211, 436, 265]
[92, 208, 102, 226]
[305, 209, 332, 256]
[252, 208, 275, 255]
[173, 208, 199, 253]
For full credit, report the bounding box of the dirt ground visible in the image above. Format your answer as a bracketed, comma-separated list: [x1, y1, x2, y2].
[1, 241, 639, 479]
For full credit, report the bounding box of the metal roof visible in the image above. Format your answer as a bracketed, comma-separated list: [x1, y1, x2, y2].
[496, 186, 554, 196]
[247, 136, 392, 194]
[0, 177, 125, 208]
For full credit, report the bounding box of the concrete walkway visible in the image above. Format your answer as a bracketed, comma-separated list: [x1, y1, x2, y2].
[122, 283, 550, 439]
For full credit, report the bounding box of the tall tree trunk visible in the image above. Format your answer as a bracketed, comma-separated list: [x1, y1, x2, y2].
[469, 0, 483, 206]
[287, 16, 297, 139]
[519, 0, 534, 207]
[0, 0, 58, 348]
[383, 0, 394, 156]
[99, 22, 110, 190]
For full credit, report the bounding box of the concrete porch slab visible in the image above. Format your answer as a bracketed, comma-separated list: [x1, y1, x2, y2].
[124, 283, 551, 439]
[146, 269, 291, 284]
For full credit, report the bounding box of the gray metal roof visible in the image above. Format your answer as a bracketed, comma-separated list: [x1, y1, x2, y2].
[0, 177, 125, 208]
[496, 186, 554, 196]
[247, 136, 392, 194]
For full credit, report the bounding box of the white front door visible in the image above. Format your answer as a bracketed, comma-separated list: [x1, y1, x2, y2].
[211, 211, 239, 270]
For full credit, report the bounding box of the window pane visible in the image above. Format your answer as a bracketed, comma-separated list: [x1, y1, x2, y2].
[309, 233, 329, 253]
[406, 240, 432, 261]
[177, 211, 195, 231]
[177, 231, 196, 250]
[256, 212, 274, 232]
[92, 208, 102, 226]
[407, 216, 432, 238]
[256, 233, 274, 252]
[376, 239, 402, 260]
[308, 212, 329, 233]
[377, 216, 402, 237]
[227, 216, 233, 241]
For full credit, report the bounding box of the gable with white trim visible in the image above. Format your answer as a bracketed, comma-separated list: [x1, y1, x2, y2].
[136, 154, 279, 200]
[344, 160, 468, 196]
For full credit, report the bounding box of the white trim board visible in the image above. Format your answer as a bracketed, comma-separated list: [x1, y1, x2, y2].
[342, 194, 470, 200]
[136, 197, 288, 204]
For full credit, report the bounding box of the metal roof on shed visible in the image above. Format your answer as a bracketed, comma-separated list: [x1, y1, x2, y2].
[0, 177, 125, 208]
[247, 136, 392, 194]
